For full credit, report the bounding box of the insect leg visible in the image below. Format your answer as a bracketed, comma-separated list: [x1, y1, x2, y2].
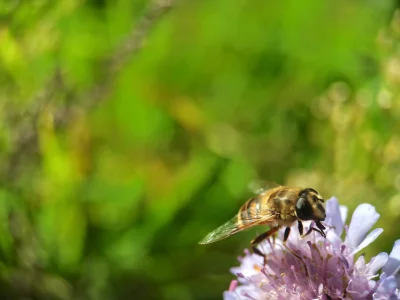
[298, 221, 303, 236]
[311, 227, 325, 238]
[283, 227, 291, 243]
[316, 221, 326, 231]
[281, 229, 301, 259]
[251, 226, 280, 263]
[301, 224, 326, 238]
[282, 242, 302, 260]
[301, 225, 313, 238]
[252, 245, 265, 258]
[282, 227, 301, 259]
[251, 226, 280, 245]
[315, 221, 326, 238]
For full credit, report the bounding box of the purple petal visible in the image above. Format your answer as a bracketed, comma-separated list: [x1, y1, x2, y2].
[376, 275, 397, 295]
[350, 228, 383, 255]
[325, 197, 344, 235]
[347, 276, 373, 298]
[383, 240, 400, 276]
[372, 295, 385, 300]
[346, 204, 380, 250]
[368, 252, 389, 275]
[223, 291, 238, 300]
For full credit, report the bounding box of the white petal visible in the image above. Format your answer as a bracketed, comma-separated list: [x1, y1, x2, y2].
[326, 230, 342, 248]
[355, 255, 366, 271]
[230, 253, 263, 283]
[383, 239, 400, 276]
[346, 203, 380, 250]
[350, 228, 383, 255]
[368, 252, 389, 274]
[340, 205, 348, 225]
[368, 279, 377, 291]
[234, 285, 263, 299]
[325, 197, 345, 235]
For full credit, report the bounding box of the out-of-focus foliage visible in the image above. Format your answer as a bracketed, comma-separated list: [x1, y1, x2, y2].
[0, 0, 399, 299]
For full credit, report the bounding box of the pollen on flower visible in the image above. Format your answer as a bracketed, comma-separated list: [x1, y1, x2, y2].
[253, 264, 261, 272]
[224, 197, 400, 300]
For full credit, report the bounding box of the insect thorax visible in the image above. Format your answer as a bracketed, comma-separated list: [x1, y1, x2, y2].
[269, 191, 297, 224]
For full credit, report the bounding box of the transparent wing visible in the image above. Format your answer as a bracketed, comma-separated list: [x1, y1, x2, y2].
[199, 212, 275, 244]
[248, 179, 281, 195]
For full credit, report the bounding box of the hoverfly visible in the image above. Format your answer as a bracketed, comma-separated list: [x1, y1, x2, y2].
[199, 184, 326, 257]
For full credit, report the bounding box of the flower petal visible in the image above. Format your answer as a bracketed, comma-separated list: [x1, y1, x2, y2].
[368, 252, 389, 275]
[326, 230, 342, 248]
[230, 252, 264, 284]
[355, 255, 366, 272]
[383, 240, 400, 276]
[235, 285, 263, 300]
[325, 197, 344, 235]
[229, 280, 238, 292]
[347, 276, 372, 298]
[368, 252, 389, 274]
[340, 205, 348, 225]
[375, 275, 398, 296]
[346, 203, 380, 250]
[223, 291, 238, 300]
[350, 228, 383, 256]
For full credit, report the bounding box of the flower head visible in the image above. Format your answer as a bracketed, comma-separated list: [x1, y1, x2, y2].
[224, 197, 400, 300]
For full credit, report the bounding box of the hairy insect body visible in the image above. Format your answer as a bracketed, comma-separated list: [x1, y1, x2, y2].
[238, 188, 298, 228]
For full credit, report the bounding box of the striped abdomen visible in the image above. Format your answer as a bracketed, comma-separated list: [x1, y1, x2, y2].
[237, 187, 299, 226]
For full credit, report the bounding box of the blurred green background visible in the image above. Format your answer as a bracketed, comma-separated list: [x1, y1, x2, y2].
[1, 0, 400, 299]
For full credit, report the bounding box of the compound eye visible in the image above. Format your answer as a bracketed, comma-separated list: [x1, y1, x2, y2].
[295, 197, 314, 221]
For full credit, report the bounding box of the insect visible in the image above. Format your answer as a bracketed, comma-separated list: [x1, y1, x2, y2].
[199, 185, 326, 257]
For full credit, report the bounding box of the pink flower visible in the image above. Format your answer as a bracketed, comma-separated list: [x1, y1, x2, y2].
[224, 197, 400, 300]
